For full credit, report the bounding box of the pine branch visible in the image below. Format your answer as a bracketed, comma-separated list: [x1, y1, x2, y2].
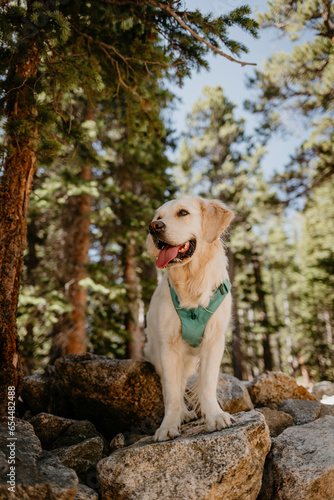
[100, 0, 257, 66]
[145, 0, 256, 67]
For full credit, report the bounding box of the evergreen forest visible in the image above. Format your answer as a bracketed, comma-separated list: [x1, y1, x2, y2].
[0, 0, 333, 410]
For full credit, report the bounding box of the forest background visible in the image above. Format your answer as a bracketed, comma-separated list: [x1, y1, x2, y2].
[0, 0, 333, 406]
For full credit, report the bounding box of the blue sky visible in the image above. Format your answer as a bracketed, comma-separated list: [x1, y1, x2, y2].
[166, 0, 306, 182]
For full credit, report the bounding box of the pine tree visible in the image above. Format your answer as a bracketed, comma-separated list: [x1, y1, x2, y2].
[292, 179, 334, 380]
[243, 0, 334, 381]
[246, 0, 334, 200]
[177, 85, 279, 378]
[48, 109, 97, 362]
[0, 0, 259, 408]
[260, 218, 295, 375]
[19, 83, 173, 365]
[86, 82, 175, 360]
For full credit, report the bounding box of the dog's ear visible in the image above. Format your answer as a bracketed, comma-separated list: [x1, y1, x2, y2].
[200, 199, 234, 243]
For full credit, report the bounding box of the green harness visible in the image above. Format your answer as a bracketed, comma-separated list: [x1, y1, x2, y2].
[168, 278, 231, 348]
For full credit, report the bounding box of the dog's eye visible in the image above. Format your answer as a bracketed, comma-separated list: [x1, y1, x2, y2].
[156, 216, 161, 220]
[178, 209, 189, 217]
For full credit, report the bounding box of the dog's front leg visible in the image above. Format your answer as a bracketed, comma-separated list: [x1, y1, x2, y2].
[199, 338, 234, 432]
[154, 345, 183, 442]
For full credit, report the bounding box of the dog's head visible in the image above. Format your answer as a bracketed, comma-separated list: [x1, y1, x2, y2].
[147, 196, 234, 269]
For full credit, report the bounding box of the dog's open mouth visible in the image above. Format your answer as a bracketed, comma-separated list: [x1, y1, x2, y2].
[155, 239, 196, 269]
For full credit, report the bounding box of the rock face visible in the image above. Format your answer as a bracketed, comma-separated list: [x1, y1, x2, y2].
[21, 370, 52, 415]
[23, 353, 164, 439]
[47, 418, 107, 452]
[22, 355, 255, 441]
[216, 373, 254, 413]
[20, 356, 334, 499]
[0, 418, 78, 499]
[97, 410, 271, 500]
[255, 407, 294, 437]
[75, 484, 99, 500]
[312, 381, 334, 400]
[29, 412, 74, 448]
[186, 372, 254, 416]
[52, 437, 104, 477]
[320, 403, 334, 417]
[278, 399, 321, 425]
[28, 413, 107, 479]
[246, 372, 317, 409]
[259, 416, 334, 500]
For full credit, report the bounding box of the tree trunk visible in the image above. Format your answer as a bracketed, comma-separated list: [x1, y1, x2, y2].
[253, 258, 273, 372]
[270, 273, 283, 371]
[323, 308, 333, 346]
[282, 276, 294, 375]
[50, 163, 92, 361]
[298, 350, 310, 387]
[0, 42, 39, 413]
[124, 236, 143, 360]
[227, 248, 244, 380]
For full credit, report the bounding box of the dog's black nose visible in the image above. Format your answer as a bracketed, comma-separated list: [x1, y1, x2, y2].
[149, 220, 166, 234]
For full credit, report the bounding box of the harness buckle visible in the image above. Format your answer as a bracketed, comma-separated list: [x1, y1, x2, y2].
[219, 280, 231, 296]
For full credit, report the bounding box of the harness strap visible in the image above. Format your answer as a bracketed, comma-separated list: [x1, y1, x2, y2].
[168, 278, 231, 348]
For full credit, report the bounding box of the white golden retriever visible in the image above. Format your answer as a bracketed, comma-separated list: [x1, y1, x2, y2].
[144, 196, 235, 441]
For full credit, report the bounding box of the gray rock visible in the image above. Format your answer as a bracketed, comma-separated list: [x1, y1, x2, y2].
[279, 399, 321, 425]
[256, 407, 294, 437]
[22, 354, 164, 439]
[49, 419, 106, 450]
[21, 370, 52, 414]
[75, 484, 99, 500]
[0, 418, 78, 499]
[246, 371, 317, 409]
[29, 412, 74, 448]
[110, 431, 149, 452]
[186, 372, 254, 416]
[320, 403, 334, 418]
[109, 433, 126, 452]
[312, 381, 334, 400]
[97, 410, 271, 500]
[52, 436, 104, 476]
[259, 416, 334, 500]
[217, 373, 254, 413]
[29, 412, 109, 458]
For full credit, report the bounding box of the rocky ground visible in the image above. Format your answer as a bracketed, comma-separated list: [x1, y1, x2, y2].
[1, 353, 334, 499]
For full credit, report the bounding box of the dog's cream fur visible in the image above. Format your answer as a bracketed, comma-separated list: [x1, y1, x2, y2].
[144, 196, 234, 441]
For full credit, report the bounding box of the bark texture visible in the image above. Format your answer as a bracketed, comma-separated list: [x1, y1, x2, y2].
[0, 42, 40, 414]
[124, 236, 143, 360]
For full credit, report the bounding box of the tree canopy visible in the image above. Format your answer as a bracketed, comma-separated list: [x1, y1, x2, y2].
[246, 0, 334, 201]
[0, 0, 259, 411]
[0, 0, 333, 408]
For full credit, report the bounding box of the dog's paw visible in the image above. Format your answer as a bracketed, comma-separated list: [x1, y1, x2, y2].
[181, 409, 197, 423]
[206, 411, 235, 432]
[154, 425, 180, 442]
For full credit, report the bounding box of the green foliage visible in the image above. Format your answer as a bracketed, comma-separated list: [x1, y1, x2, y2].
[177, 85, 278, 220]
[291, 180, 334, 379]
[246, 0, 334, 200]
[16, 68, 175, 364]
[176, 83, 334, 381]
[177, 85, 280, 375]
[3, 0, 333, 385]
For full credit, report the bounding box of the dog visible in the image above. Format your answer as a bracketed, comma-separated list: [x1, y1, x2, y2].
[144, 196, 235, 441]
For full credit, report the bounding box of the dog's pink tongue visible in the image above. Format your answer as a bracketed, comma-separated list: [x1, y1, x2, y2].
[156, 245, 179, 269]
